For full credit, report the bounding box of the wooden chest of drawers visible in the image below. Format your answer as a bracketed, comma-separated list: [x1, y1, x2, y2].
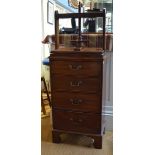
[50, 48, 106, 149]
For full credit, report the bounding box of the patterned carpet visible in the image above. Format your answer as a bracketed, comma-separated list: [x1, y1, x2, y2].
[42, 132, 113, 155]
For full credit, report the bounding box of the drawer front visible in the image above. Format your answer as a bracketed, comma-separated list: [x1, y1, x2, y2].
[51, 61, 101, 76]
[53, 110, 101, 134]
[52, 76, 101, 93]
[52, 92, 101, 112]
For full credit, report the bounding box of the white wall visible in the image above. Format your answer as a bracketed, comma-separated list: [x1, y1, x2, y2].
[41, 0, 74, 90]
[41, 0, 55, 60]
[41, 0, 74, 59]
[105, 52, 113, 131]
[41, 0, 55, 85]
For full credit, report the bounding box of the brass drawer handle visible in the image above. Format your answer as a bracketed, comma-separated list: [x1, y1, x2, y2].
[70, 81, 82, 87]
[70, 99, 82, 105]
[69, 64, 82, 70]
[69, 118, 83, 123]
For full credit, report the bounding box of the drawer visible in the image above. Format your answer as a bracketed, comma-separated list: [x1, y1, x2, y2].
[52, 92, 101, 113]
[53, 110, 101, 134]
[52, 76, 101, 93]
[51, 61, 101, 77]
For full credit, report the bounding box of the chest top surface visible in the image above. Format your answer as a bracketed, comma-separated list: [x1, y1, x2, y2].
[50, 47, 105, 60]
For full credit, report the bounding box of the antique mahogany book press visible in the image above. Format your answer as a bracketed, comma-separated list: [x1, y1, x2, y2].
[50, 2, 106, 149]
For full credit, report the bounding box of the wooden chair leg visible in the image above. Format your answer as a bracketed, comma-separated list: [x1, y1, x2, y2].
[41, 77, 52, 107]
[41, 95, 46, 115]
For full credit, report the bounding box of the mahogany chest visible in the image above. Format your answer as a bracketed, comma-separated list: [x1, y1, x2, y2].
[50, 48, 106, 149]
